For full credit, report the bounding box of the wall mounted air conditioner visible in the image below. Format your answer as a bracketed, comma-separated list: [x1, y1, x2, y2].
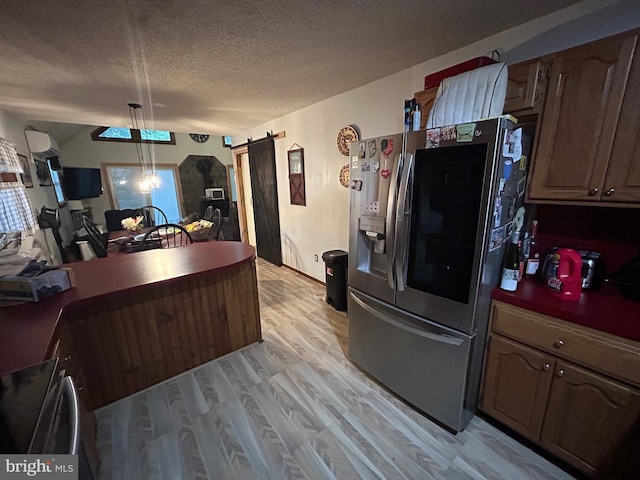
[25, 130, 60, 157]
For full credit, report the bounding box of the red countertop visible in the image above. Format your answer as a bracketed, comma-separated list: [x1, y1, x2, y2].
[0, 241, 255, 376]
[492, 278, 640, 343]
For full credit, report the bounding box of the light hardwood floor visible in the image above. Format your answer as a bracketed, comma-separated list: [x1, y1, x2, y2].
[95, 258, 575, 479]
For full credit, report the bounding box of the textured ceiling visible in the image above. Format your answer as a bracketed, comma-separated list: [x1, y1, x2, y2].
[0, 0, 585, 136]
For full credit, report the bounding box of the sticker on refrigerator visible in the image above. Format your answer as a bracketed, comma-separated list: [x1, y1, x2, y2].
[352, 156, 358, 169]
[380, 157, 390, 178]
[489, 226, 505, 252]
[441, 125, 457, 141]
[368, 140, 377, 157]
[456, 123, 476, 142]
[426, 128, 440, 148]
[503, 159, 512, 179]
[351, 179, 362, 191]
[358, 142, 366, 159]
[493, 196, 502, 228]
[381, 138, 394, 157]
[361, 162, 371, 172]
[372, 161, 380, 173]
[502, 128, 522, 161]
[519, 154, 527, 171]
[498, 177, 506, 195]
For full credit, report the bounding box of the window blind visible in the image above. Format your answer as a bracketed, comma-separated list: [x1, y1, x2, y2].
[0, 138, 37, 234]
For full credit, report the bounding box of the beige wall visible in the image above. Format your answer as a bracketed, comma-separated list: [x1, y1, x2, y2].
[234, 0, 640, 282]
[2, 0, 639, 276]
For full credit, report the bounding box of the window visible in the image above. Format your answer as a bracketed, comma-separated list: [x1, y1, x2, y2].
[102, 163, 183, 222]
[91, 127, 176, 145]
[0, 138, 37, 234]
[47, 159, 66, 206]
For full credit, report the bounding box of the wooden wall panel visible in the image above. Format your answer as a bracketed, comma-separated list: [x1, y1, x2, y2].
[65, 260, 261, 409]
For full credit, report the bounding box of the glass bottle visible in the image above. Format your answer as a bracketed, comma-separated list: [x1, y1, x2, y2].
[500, 230, 520, 291]
[525, 220, 540, 277]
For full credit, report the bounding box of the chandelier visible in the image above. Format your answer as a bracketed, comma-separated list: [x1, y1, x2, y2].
[128, 103, 160, 193]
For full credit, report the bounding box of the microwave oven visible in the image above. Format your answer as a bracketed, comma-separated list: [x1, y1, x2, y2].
[205, 188, 225, 200]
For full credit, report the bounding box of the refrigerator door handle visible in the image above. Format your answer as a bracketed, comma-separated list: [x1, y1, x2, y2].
[394, 152, 413, 292]
[385, 152, 403, 290]
[350, 291, 464, 346]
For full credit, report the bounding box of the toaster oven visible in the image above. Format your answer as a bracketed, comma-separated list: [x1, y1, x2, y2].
[542, 248, 604, 290]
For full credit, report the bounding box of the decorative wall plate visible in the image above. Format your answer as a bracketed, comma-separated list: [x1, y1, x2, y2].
[337, 126, 359, 157]
[339, 164, 350, 187]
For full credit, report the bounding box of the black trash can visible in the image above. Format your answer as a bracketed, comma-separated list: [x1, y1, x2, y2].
[322, 250, 348, 311]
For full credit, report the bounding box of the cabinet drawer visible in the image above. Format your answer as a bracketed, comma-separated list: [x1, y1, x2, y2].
[491, 301, 640, 387]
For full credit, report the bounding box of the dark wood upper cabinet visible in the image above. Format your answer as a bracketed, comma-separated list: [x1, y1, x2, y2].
[504, 59, 547, 115]
[414, 86, 439, 130]
[605, 41, 640, 203]
[527, 32, 638, 205]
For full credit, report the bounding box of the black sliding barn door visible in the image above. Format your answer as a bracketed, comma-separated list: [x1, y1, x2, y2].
[248, 137, 282, 266]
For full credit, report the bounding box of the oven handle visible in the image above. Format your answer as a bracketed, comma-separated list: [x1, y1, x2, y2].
[61, 376, 80, 455]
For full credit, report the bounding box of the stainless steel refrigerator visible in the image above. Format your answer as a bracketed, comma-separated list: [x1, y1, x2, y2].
[348, 116, 531, 432]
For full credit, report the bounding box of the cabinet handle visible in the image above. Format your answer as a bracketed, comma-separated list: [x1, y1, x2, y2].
[557, 369, 565, 377]
[553, 340, 564, 348]
[542, 363, 551, 371]
[587, 188, 599, 196]
[604, 188, 615, 196]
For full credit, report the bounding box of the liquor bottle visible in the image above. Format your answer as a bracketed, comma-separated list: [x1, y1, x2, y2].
[517, 238, 524, 282]
[500, 230, 520, 291]
[525, 220, 540, 277]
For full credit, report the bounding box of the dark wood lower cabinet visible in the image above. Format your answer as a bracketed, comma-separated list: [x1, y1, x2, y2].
[540, 362, 640, 477]
[481, 336, 554, 442]
[480, 301, 640, 478]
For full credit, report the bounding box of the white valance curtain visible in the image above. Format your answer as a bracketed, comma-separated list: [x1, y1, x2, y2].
[0, 138, 37, 234]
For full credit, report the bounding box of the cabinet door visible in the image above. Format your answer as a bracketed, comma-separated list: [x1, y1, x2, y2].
[540, 362, 640, 476]
[414, 87, 438, 130]
[528, 34, 637, 202]
[480, 335, 554, 442]
[504, 59, 546, 115]
[605, 46, 640, 203]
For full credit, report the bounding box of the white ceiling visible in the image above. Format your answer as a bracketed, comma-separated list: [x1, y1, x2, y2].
[1, 0, 586, 136]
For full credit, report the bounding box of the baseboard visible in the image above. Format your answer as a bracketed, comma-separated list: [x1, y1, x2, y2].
[282, 264, 325, 286]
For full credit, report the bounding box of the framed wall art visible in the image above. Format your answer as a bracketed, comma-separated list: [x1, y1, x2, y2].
[287, 144, 306, 206]
[17, 153, 33, 188]
[34, 159, 52, 186]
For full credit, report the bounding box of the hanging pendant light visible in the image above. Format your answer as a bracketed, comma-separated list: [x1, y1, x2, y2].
[128, 102, 160, 192]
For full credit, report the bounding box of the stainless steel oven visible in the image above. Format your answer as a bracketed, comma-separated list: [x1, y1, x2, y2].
[0, 358, 93, 478]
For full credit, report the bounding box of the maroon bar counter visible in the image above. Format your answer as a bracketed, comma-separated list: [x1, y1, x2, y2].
[0, 242, 261, 408]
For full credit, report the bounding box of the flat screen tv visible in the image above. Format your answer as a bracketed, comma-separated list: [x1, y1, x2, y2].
[62, 167, 102, 200]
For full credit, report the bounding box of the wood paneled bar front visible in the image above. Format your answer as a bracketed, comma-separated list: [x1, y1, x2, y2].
[0, 242, 261, 409]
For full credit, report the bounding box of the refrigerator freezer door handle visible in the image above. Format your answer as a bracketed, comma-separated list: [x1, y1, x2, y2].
[385, 152, 403, 290]
[350, 291, 464, 346]
[395, 152, 413, 291]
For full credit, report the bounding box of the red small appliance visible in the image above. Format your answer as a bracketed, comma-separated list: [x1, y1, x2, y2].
[545, 248, 583, 301]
